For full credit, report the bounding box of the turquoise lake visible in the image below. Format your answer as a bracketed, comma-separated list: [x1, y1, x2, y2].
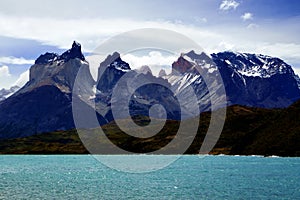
[0, 155, 299, 199]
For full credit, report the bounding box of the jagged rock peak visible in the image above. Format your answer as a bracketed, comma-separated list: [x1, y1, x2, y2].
[183, 50, 200, 59]
[137, 65, 152, 75]
[100, 52, 120, 68]
[35, 52, 59, 65]
[172, 55, 193, 74]
[35, 41, 85, 65]
[172, 50, 214, 74]
[97, 52, 131, 91]
[158, 69, 167, 77]
[182, 51, 214, 66]
[60, 41, 85, 62]
[100, 52, 130, 71]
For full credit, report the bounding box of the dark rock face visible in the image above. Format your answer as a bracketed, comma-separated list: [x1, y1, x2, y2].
[35, 52, 59, 65]
[95, 54, 182, 122]
[28, 41, 94, 94]
[211, 52, 300, 108]
[96, 52, 130, 92]
[172, 56, 193, 74]
[212, 52, 295, 77]
[129, 81, 181, 120]
[60, 41, 85, 62]
[34, 41, 85, 65]
[0, 41, 97, 139]
[0, 85, 74, 138]
[167, 50, 300, 111]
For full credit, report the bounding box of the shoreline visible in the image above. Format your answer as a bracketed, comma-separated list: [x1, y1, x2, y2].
[0, 153, 296, 157]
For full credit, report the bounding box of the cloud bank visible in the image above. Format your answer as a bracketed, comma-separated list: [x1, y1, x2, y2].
[14, 70, 29, 88]
[122, 51, 176, 76]
[0, 56, 34, 65]
[0, 65, 11, 77]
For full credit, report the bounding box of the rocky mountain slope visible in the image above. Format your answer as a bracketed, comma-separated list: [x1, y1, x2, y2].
[1, 101, 299, 156]
[211, 52, 300, 108]
[94, 52, 183, 122]
[164, 51, 300, 111]
[0, 42, 100, 138]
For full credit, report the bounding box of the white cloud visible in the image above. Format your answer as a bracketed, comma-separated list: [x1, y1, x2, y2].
[0, 65, 13, 89]
[194, 17, 207, 23]
[247, 23, 259, 29]
[0, 13, 299, 71]
[0, 65, 11, 77]
[219, 0, 240, 11]
[241, 12, 253, 21]
[0, 14, 227, 53]
[14, 70, 29, 87]
[0, 14, 192, 51]
[0, 56, 34, 65]
[217, 41, 235, 51]
[122, 51, 176, 76]
[254, 43, 300, 63]
[0, 68, 29, 89]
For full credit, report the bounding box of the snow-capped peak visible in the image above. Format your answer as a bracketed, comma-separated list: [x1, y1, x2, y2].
[212, 51, 295, 78]
[100, 52, 131, 72]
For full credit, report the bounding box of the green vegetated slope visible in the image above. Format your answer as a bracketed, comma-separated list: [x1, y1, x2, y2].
[0, 102, 299, 156]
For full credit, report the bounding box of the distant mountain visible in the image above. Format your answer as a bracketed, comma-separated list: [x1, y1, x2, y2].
[136, 65, 152, 75]
[0, 86, 20, 102]
[164, 50, 300, 111]
[158, 69, 167, 77]
[211, 52, 300, 108]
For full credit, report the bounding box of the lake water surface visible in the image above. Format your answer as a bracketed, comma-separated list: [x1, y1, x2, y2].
[0, 155, 299, 199]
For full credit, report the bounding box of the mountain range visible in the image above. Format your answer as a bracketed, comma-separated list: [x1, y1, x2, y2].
[0, 41, 300, 144]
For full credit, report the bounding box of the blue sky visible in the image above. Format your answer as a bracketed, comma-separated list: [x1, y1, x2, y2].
[0, 0, 300, 88]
